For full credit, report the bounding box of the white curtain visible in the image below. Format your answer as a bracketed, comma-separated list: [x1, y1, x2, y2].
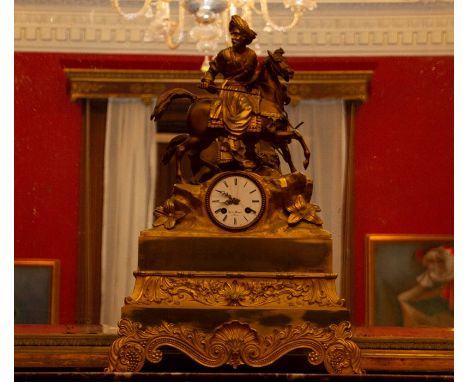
[100, 98, 157, 327]
[283, 99, 347, 293]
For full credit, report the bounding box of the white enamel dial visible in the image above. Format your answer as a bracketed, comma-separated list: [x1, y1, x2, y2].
[206, 172, 266, 231]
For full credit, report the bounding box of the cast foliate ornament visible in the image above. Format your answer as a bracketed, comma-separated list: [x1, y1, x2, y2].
[106, 319, 363, 374]
[285, 194, 323, 226]
[125, 275, 344, 308]
[153, 198, 185, 229]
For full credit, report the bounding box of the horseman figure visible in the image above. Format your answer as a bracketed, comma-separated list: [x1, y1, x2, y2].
[201, 15, 258, 135]
[200, 15, 261, 169]
[151, 15, 310, 183]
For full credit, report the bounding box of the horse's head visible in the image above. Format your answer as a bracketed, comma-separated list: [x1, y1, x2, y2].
[266, 48, 294, 82]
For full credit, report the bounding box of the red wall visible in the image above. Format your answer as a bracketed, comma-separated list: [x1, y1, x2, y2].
[350, 57, 454, 323]
[14, 53, 453, 325]
[15, 54, 82, 324]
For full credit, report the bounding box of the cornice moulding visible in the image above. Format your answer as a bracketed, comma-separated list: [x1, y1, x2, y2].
[14, 0, 453, 57]
[64, 69, 373, 103]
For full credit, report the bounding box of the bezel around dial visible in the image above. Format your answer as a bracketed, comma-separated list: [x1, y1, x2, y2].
[205, 172, 266, 231]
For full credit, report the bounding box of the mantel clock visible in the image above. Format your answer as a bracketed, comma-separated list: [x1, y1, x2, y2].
[106, 15, 362, 376]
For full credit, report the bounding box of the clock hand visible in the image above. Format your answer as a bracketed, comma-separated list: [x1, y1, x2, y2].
[216, 191, 240, 205]
[216, 190, 236, 203]
[216, 190, 232, 198]
[245, 207, 257, 214]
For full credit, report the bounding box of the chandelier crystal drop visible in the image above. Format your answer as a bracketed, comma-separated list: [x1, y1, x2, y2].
[111, 0, 318, 55]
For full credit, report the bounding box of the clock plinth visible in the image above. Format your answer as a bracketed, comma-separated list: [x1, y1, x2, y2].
[107, 171, 363, 374]
[138, 233, 332, 273]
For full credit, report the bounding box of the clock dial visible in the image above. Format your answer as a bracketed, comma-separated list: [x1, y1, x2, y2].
[206, 172, 266, 231]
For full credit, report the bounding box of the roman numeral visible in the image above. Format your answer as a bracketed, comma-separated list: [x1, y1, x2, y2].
[249, 189, 257, 194]
[252, 200, 260, 203]
[223, 181, 229, 188]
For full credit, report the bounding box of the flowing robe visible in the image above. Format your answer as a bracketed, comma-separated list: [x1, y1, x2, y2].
[202, 46, 258, 136]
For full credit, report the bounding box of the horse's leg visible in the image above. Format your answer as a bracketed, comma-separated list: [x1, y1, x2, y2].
[293, 129, 311, 170]
[174, 135, 204, 183]
[174, 140, 188, 183]
[275, 129, 311, 170]
[279, 143, 296, 173]
[242, 134, 260, 169]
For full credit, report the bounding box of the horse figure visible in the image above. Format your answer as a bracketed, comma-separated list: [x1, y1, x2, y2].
[253, 48, 310, 172]
[151, 48, 310, 182]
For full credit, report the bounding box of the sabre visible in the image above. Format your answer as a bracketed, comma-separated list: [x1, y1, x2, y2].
[199, 84, 255, 95]
[294, 122, 304, 130]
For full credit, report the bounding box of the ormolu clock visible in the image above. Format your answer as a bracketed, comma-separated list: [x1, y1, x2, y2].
[205, 172, 266, 231]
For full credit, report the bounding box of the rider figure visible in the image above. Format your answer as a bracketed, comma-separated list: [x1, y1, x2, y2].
[200, 15, 258, 145]
[200, 15, 258, 133]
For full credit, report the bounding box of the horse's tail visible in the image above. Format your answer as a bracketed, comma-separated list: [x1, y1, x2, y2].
[151, 88, 198, 121]
[162, 134, 189, 165]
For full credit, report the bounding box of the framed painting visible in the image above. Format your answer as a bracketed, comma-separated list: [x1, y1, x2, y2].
[14, 259, 60, 324]
[366, 234, 453, 327]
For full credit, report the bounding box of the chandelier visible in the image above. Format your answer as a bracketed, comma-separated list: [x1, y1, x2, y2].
[111, 0, 317, 57]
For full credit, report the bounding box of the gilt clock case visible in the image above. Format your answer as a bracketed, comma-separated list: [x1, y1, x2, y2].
[138, 171, 333, 274]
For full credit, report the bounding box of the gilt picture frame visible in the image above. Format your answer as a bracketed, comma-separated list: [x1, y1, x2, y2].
[366, 234, 454, 327]
[14, 259, 60, 324]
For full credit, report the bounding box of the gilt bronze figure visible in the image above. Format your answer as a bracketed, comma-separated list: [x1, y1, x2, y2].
[151, 16, 310, 183]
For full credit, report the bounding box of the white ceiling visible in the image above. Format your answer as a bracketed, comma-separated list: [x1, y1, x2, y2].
[14, 0, 454, 56]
